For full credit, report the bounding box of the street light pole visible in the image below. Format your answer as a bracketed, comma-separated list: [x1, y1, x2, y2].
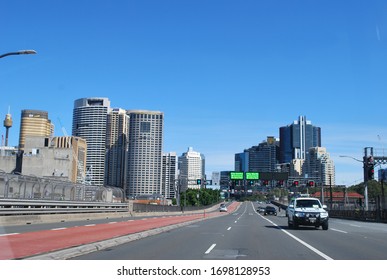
[0, 50, 37, 59]
[339, 155, 368, 210]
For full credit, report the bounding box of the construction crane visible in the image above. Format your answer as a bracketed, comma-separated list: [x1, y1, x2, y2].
[57, 117, 91, 185]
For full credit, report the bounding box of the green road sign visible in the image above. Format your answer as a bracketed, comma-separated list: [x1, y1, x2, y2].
[230, 172, 244, 180]
[246, 172, 260, 180]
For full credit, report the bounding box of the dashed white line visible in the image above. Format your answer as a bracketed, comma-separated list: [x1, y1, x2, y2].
[108, 222, 118, 224]
[0, 233, 20, 237]
[331, 228, 348, 234]
[250, 202, 334, 260]
[85, 224, 96, 227]
[51, 228, 67, 231]
[205, 244, 216, 254]
[227, 227, 232, 231]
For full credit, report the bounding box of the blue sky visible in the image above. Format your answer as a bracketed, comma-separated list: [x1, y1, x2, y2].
[1, 0, 387, 186]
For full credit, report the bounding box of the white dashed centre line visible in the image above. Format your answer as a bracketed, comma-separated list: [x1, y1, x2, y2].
[205, 244, 216, 254]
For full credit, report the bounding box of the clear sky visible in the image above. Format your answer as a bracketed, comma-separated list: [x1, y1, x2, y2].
[1, 0, 387, 186]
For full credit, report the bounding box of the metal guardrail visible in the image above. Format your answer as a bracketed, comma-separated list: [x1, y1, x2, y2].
[0, 199, 129, 215]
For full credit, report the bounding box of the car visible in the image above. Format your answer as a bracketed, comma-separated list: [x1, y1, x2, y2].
[257, 206, 266, 214]
[219, 203, 228, 212]
[287, 197, 329, 230]
[264, 205, 277, 216]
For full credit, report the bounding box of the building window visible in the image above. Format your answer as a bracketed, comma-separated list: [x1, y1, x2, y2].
[140, 122, 151, 133]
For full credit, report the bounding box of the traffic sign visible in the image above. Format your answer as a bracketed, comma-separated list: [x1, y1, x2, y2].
[230, 172, 244, 180]
[246, 172, 260, 180]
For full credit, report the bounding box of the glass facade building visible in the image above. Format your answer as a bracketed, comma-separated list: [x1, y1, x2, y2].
[279, 116, 321, 163]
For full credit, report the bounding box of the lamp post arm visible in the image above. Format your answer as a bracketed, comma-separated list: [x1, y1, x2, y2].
[0, 50, 37, 59]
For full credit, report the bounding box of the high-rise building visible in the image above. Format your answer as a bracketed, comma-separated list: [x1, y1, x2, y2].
[306, 147, 335, 187]
[235, 152, 249, 172]
[19, 110, 54, 150]
[162, 152, 177, 199]
[211, 171, 220, 186]
[243, 136, 280, 172]
[178, 147, 204, 191]
[126, 110, 164, 197]
[279, 116, 321, 163]
[105, 108, 129, 190]
[72, 97, 111, 186]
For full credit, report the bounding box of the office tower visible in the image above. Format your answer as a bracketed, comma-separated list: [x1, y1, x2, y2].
[178, 147, 204, 191]
[162, 152, 177, 199]
[306, 147, 335, 187]
[235, 152, 249, 172]
[105, 108, 129, 191]
[211, 171, 220, 186]
[18, 110, 54, 150]
[279, 115, 321, 163]
[243, 136, 280, 172]
[126, 110, 164, 197]
[72, 98, 111, 186]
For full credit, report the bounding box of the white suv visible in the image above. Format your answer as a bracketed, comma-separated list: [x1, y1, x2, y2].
[287, 197, 329, 230]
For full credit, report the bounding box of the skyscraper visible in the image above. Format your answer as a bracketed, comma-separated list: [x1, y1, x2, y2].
[279, 116, 321, 163]
[244, 136, 280, 172]
[126, 110, 164, 197]
[19, 110, 54, 150]
[72, 97, 111, 186]
[162, 152, 177, 199]
[105, 108, 129, 190]
[306, 147, 335, 187]
[178, 147, 204, 191]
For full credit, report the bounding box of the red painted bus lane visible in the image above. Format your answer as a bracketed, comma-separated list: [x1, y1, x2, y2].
[0, 202, 239, 260]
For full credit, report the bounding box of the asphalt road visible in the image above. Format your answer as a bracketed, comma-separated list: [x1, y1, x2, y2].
[72, 201, 387, 260]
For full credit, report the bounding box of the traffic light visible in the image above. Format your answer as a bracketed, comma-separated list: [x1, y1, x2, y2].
[263, 180, 269, 186]
[196, 179, 201, 185]
[365, 156, 375, 181]
[308, 181, 314, 187]
[293, 181, 299, 187]
[367, 165, 375, 180]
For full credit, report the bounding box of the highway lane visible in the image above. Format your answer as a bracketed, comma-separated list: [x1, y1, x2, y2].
[0, 215, 167, 235]
[73, 201, 387, 260]
[4, 200, 387, 260]
[73, 202, 332, 260]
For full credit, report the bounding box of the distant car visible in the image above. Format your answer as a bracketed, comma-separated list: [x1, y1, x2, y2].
[219, 204, 228, 212]
[264, 206, 277, 216]
[257, 206, 266, 214]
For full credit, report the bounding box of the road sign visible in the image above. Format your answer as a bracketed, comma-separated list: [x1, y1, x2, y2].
[230, 172, 244, 180]
[246, 172, 260, 180]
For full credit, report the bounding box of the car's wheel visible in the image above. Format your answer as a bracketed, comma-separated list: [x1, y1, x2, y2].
[288, 219, 292, 228]
[293, 221, 299, 229]
[322, 221, 329, 230]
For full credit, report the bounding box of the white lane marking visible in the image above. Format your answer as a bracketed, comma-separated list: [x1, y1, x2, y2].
[227, 227, 232, 231]
[51, 228, 67, 231]
[330, 228, 348, 234]
[0, 233, 20, 237]
[349, 224, 362, 228]
[85, 224, 96, 227]
[250, 202, 334, 260]
[108, 222, 118, 224]
[205, 244, 216, 254]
